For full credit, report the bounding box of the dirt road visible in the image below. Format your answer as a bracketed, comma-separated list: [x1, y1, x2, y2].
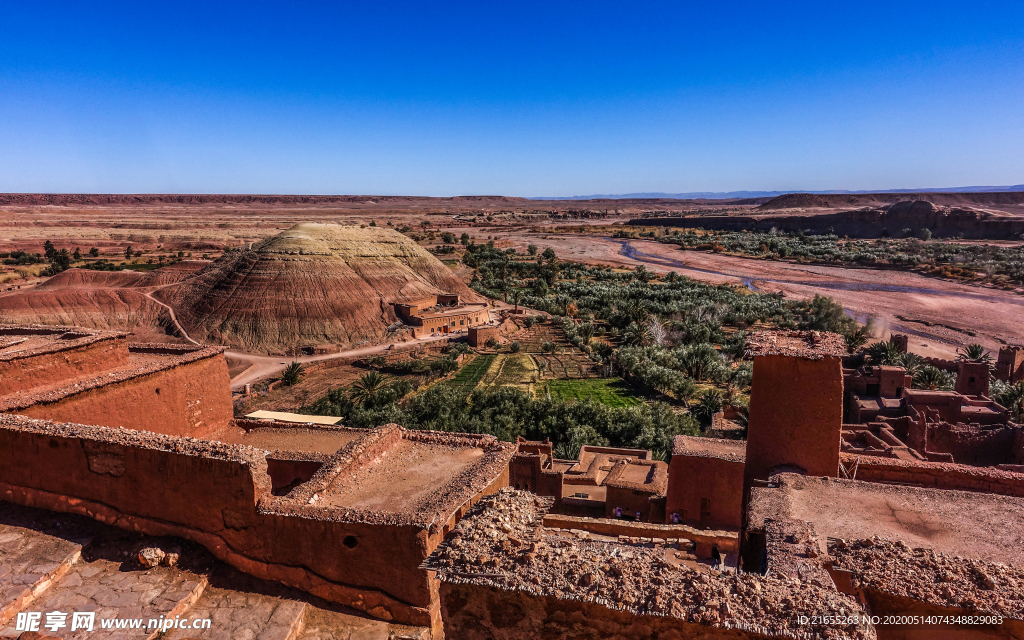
[225, 334, 456, 391]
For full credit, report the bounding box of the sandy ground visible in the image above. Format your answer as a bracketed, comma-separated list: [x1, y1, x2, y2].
[487, 231, 1024, 359]
[7, 201, 1022, 363]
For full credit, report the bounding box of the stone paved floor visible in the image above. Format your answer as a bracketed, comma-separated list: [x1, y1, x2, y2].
[16, 559, 206, 639]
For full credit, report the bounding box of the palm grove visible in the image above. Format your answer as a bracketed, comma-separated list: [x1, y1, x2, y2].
[298, 242, 1022, 459]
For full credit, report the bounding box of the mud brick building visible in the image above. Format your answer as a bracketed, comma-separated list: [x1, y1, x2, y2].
[0, 324, 514, 635]
[393, 294, 490, 337]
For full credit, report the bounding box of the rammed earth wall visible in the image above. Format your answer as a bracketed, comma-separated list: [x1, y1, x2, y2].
[0, 330, 130, 395]
[0, 415, 513, 632]
[7, 349, 234, 438]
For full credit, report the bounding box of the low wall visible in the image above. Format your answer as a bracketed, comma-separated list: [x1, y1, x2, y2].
[542, 513, 739, 555]
[0, 332, 129, 396]
[0, 415, 460, 629]
[14, 352, 233, 438]
[846, 454, 1024, 498]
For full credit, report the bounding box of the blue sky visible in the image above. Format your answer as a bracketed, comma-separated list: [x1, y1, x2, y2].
[1, 1, 1022, 196]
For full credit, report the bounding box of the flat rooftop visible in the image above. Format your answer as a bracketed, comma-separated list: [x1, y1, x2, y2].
[321, 439, 486, 513]
[0, 325, 126, 361]
[672, 435, 745, 462]
[285, 426, 517, 526]
[0, 341, 225, 412]
[745, 330, 846, 359]
[759, 473, 1024, 566]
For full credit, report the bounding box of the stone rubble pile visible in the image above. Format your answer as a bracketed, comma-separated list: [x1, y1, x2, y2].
[829, 537, 1022, 617]
[428, 489, 870, 640]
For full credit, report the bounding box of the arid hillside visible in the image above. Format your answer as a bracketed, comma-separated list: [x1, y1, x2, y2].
[156, 223, 480, 352]
[0, 261, 209, 340]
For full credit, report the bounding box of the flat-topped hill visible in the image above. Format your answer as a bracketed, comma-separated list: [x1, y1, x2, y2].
[757, 190, 1024, 211]
[156, 223, 480, 352]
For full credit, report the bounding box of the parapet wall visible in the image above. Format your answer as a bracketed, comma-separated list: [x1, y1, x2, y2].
[542, 513, 739, 556]
[8, 348, 234, 438]
[846, 454, 1024, 498]
[0, 415, 512, 630]
[0, 328, 130, 396]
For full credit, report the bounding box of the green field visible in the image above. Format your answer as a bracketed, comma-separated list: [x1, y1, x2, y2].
[445, 354, 495, 396]
[544, 378, 642, 407]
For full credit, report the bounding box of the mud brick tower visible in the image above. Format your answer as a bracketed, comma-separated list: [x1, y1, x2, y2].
[742, 331, 846, 503]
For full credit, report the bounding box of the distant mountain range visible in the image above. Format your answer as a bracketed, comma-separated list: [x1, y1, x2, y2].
[530, 185, 1024, 201]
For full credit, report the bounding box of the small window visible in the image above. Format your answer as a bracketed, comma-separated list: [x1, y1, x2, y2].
[701, 497, 711, 519]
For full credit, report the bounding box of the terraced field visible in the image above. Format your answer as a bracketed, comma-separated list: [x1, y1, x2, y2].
[543, 377, 643, 407]
[478, 354, 539, 393]
[444, 354, 495, 397]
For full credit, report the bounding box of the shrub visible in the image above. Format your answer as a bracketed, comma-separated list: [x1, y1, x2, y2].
[509, 341, 522, 353]
[281, 362, 304, 386]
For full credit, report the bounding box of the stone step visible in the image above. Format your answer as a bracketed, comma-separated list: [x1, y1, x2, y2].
[2, 558, 207, 640]
[163, 587, 305, 640]
[296, 607, 429, 640]
[0, 521, 86, 628]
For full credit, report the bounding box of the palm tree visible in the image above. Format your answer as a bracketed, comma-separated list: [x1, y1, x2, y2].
[511, 289, 523, 313]
[844, 327, 870, 353]
[957, 343, 993, 365]
[281, 362, 304, 386]
[898, 352, 926, 378]
[866, 341, 904, 365]
[913, 365, 954, 391]
[622, 322, 653, 347]
[350, 371, 387, 404]
[576, 323, 595, 346]
[992, 381, 1024, 421]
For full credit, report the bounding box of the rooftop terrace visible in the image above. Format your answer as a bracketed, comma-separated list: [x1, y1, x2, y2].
[752, 473, 1024, 566]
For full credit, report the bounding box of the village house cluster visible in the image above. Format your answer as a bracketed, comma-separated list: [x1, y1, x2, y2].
[0, 324, 1021, 639]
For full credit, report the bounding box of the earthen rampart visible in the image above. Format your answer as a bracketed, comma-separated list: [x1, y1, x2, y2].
[0, 414, 513, 630]
[842, 454, 1024, 498]
[0, 325, 130, 395]
[4, 346, 233, 438]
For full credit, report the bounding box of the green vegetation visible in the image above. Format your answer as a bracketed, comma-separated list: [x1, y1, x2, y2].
[281, 362, 304, 386]
[612, 227, 1024, 287]
[545, 378, 642, 408]
[301, 243, 878, 455]
[445, 354, 495, 396]
[304, 384, 697, 459]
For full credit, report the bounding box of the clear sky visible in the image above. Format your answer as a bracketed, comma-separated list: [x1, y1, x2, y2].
[1, 1, 1022, 196]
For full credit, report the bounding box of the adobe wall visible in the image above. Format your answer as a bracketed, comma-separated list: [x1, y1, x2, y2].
[847, 455, 1024, 498]
[468, 325, 499, 347]
[14, 353, 233, 438]
[542, 514, 739, 556]
[666, 454, 744, 529]
[925, 423, 1018, 466]
[954, 361, 990, 397]
[438, 582, 757, 640]
[0, 415, 514, 629]
[0, 333, 130, 396]
[744, 354, 843, 495]
[995, 347, 1024, 383]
